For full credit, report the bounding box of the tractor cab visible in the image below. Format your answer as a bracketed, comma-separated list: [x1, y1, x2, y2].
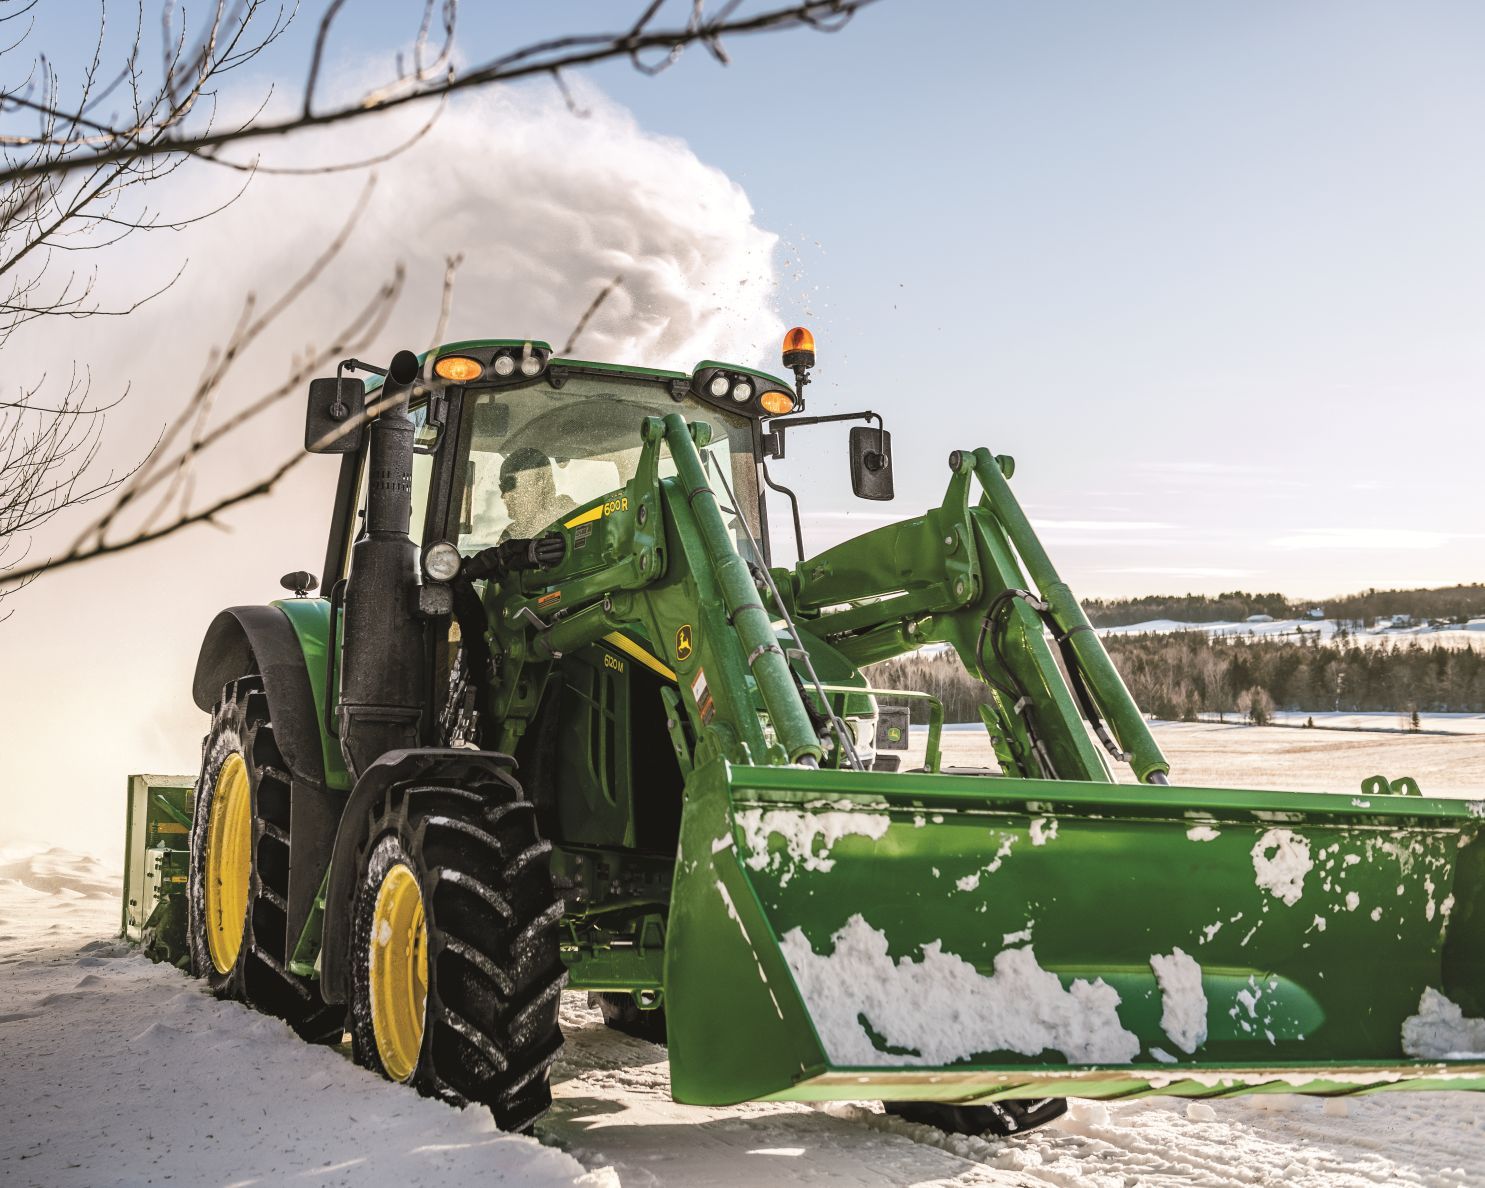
[309, 332, 894, 580]
[309, 338, 875, 858]
[310, 339, 797, 571]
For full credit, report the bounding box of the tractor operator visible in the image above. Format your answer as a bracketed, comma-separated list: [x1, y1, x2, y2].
[499, 446, 574, 540]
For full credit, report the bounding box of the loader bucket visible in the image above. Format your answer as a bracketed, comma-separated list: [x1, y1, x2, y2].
[663, 759, 1485, 1106]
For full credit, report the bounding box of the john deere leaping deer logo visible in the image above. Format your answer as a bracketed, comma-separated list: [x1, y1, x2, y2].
[675, 623, 694, 661]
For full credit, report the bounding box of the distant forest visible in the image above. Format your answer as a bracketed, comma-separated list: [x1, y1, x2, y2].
[868, 634, 1485, 723]
[1082, 584, 1485, 628]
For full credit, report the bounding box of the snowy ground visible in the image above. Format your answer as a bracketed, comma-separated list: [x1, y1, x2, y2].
[911, 719, 1485, 797]
[1256, 711, 1485, 735]
[1097, 617, 1485, 649]
[6, 724, 1485, 1186]
[0, 849, 602, 1188]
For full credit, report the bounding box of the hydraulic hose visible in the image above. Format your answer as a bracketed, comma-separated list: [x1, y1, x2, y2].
[970, 448, 1170, 783]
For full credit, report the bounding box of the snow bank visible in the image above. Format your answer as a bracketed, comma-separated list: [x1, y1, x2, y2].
[778, 914, 1141, 1066]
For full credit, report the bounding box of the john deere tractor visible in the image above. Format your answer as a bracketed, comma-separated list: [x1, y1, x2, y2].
[129, 328, 1485, 1137]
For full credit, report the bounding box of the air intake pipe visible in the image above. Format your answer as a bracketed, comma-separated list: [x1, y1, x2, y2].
[338, 348, 425, 778]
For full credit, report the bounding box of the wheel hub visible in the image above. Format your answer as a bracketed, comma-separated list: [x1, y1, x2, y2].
[369, 862, 428, 1081]
[204, 752, 252, 974]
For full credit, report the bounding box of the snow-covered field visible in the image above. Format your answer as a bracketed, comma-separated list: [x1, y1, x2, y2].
[1259, 711, 1485, 735]
[5, 723, 1485, 1186]
[913, 719, 1485, 797]
[1097, 617, 1485, 649]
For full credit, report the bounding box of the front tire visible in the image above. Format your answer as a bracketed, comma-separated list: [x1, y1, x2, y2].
[348, 765, 566, 1133]
[884, 1097, 1068, 1137]
[590, 992, 667, 1044]
[187, 676, 345, 1042]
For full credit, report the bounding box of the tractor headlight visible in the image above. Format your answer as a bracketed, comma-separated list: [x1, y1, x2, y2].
[492, 354, 516, 377]
[732, 381, 753, 403]
[708, 374, 731, 398]
[422, 541, 463, 583]
[520, 353, 542, 377]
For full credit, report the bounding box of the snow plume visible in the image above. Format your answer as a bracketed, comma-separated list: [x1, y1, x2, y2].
[333, 88, 784, 367]
[1, 83, 782, 864]
[81, 84, 785, 376]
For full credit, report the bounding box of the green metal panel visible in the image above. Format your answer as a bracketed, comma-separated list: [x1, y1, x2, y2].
[272, 597, 350, 791]
[553, 647, 636, 848]
[664, 760, 1485, 1105]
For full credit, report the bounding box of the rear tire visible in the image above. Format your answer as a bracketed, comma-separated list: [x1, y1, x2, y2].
[884, 1098, 1067, 1138]
[348, 765, 567, 1133]
[187, 676, 346, 1043]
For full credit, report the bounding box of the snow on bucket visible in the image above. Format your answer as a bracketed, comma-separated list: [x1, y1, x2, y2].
[662, 759, 1485, 1106]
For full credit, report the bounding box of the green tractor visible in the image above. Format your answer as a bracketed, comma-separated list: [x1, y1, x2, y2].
[131, 329, 1485, 1136]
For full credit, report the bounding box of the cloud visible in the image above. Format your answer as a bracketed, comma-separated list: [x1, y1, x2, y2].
[1031, 519, 1172, 533]
[1269, 528, 1455, 551]
[1100, 566, 1255, 578]
[801, 511, 907, 524]
[1136, 461, 1259, 476]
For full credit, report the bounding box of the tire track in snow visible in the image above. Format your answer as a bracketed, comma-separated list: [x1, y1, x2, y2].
[543, 997, 1022, 1186]
[547, 999, 1482, 1187]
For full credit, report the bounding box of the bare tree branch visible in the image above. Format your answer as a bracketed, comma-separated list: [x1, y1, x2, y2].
[562, 274, 624, 356]
[0, 195, 411, 590]
[0, 0, 882, 602]
[0, 1, 878, 183]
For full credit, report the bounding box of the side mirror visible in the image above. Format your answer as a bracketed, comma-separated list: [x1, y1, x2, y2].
[848, 425, 894, 501]
[305, 377, 365, 454]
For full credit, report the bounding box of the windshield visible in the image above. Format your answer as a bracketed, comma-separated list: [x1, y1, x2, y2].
[453, 371, 762, 556]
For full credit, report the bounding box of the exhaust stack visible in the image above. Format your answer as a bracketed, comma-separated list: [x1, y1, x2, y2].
[338, 349, 424, 778]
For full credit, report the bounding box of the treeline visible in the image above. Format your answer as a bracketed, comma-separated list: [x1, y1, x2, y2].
[867, 635, 1485, 723]
[1081, 584, 1485, 628]
[1082, 591, 1293, 627]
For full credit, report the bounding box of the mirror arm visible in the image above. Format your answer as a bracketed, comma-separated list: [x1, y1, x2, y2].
[760, 458, 806, 565]
[765, 408, 880, 434]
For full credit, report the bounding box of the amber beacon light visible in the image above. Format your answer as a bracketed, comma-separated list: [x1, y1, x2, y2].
[781, 326, 815, 402]
[782, 326, 815, 370]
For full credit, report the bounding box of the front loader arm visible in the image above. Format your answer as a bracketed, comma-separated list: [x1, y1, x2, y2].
[485, 413, 824, 770]
[781, 449, 1169, 784]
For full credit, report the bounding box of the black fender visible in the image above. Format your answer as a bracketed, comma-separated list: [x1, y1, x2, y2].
[193, 606, 325, 790]
[318, 747, 518, 1004]
[194, 605, 341, 961]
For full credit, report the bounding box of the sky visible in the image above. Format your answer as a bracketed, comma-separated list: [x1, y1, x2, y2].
[4, 0, 1485, 855]
[327, 0, 1485, 596]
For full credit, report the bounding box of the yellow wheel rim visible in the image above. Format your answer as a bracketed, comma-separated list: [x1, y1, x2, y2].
[369, 862, 429, 1082]
[204, 752, 252, 975]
